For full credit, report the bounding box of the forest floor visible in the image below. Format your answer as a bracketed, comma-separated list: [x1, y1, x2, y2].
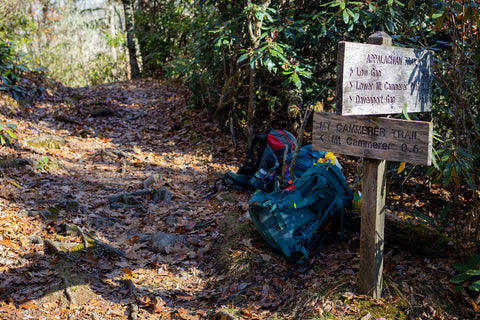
[0, 79, 477, 319]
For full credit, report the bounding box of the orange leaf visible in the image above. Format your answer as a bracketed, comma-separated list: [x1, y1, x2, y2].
[472, 299, 479, 312]
[128, 235, 139, 245]
[153, 297, 168, 313]
[19, 300, 37, 310]
[122, 267, 133, 276]
[241, 309, 253, 317]
[138, 296, 152, 306]
[0, 240, 19, 250]
[0, 240, 13, 247]
[397, 162, 406, 174]
[177, 307, 200, 320]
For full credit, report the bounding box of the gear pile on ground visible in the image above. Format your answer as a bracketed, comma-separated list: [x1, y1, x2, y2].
[0, 79, 473, 319]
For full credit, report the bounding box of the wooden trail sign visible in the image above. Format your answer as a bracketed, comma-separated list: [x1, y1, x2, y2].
[311, 32, 433, 299]
[313, 112, 433, 166]
[336, 41, 433, 115]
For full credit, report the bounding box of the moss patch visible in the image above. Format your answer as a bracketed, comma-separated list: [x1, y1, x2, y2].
[387, 219, 454, 257]
[38, 259, 98, 309]
[26, 135, 68, 149]
[211, 212, 261, 279]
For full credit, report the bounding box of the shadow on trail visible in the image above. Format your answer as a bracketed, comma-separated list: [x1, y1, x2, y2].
[0, 158, 258, 319]
[1, 79, 290, 318]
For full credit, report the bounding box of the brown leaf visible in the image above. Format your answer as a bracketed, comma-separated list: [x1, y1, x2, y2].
[177, 307, 199, 320]
[128, 235, 139, 245]
[79, 252, 99, 264]
[176, 294, 193, 301]
[153, 297, 168, 313]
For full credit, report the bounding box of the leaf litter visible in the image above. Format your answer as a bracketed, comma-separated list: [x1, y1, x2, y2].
[0, 79, 475, 319]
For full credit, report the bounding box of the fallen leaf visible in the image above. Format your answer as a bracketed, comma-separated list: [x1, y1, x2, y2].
[19, 300, 37, 310]
[342, 291, 355, 300]
[176, 294, 193, 301]
[128, 235, 139, 245]
[471, 299, 478, 312]
[153, 297, 168, 313]
[177, 307, 199, 320]
[360, 312, 372, 320]
[397, 162, 406, 174]
[122, 267, 133, 276]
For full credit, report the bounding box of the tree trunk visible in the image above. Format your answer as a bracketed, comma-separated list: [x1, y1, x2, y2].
[122, 0, 141, 79]
[245, 0, 271, 148]
[246, 66, 257, 148]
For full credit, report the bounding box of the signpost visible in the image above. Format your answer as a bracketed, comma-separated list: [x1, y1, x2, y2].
[313, 32, 433, 298]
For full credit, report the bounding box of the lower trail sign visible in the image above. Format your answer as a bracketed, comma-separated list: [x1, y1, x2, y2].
[312, 32, 433, 298]
[313, 112, 433, 166]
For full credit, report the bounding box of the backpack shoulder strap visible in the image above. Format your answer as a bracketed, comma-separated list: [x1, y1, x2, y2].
[238, 133, 268, 176]
[276, 129, 296, 151]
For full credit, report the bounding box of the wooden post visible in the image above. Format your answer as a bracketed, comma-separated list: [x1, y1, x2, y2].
[358, 32, 391, 298]
[359, 158, 386, 298]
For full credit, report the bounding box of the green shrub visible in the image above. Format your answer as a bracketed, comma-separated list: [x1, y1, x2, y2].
[451, 254, 480, 292]
[0, 120, 17, 146]
[35, 156, 50, 171]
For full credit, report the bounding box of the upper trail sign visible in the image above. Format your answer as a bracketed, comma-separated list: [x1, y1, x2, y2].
[336, 41, 433, 115]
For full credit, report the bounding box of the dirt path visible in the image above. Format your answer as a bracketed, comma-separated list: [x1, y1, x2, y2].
[0, 79, 470, 319]
[0, 79, 250, 319]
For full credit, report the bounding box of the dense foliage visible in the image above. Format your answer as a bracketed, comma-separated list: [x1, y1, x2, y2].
[0, 1, 40, 99]
[1, 1, 127, 88]
[403, 1, 479, 259]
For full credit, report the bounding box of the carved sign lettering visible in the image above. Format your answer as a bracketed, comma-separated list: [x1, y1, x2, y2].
[336, 42, 433, 115]
[313, 112, 433, 165]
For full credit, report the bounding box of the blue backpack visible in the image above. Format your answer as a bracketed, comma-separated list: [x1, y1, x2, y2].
[285, 144, 328, 178]
[248, 161, 353, 264]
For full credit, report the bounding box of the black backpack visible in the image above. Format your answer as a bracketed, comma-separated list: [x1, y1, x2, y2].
[205, 129, 297, 198]
[238, 129, 296, 188]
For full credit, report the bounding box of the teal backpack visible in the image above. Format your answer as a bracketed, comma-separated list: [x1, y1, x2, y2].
[248, 161, 353, 265]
